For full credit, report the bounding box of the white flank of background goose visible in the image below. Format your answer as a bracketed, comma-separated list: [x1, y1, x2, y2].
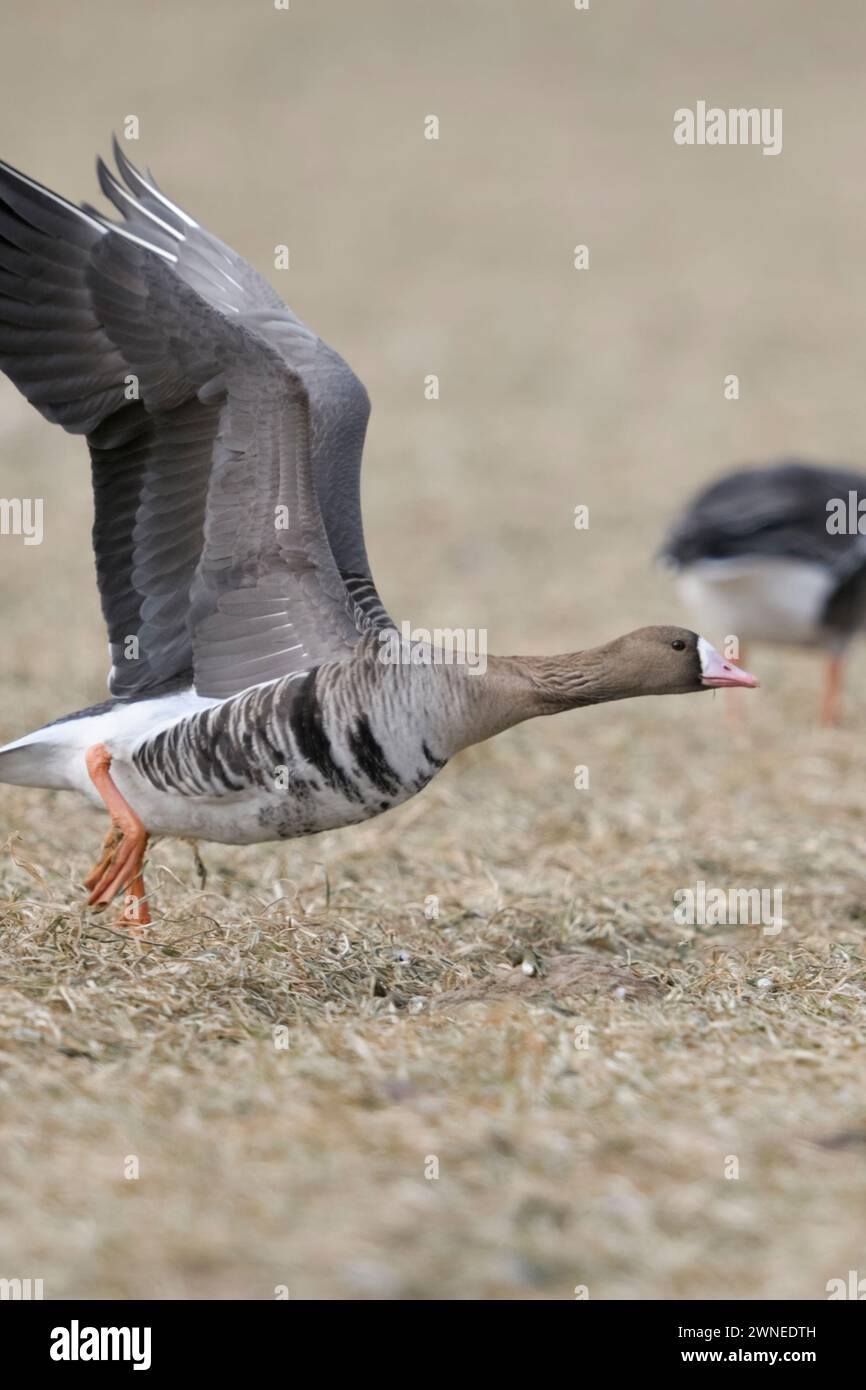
[661, 459, 866, 725]
[0, 143, 758, 931]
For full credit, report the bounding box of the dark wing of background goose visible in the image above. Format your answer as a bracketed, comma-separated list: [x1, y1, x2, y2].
[660, 458, 866, 640]
[0, 141, 392, 701]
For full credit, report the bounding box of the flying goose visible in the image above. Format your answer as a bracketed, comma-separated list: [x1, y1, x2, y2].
[0, 143, 758, 930]
[661, 460, 866, 725]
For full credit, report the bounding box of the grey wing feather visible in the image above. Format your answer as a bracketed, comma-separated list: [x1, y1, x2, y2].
[100, 140, 384, 613]
[0, 142, 391, 700]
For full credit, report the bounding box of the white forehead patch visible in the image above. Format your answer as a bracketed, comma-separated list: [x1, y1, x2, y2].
[696, 636, 717, 674]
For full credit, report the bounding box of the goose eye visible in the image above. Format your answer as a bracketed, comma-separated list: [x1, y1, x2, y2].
[671, 639, 686, 651]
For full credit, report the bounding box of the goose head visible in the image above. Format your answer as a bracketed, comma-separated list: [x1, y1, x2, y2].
[600, 626, 759, 697]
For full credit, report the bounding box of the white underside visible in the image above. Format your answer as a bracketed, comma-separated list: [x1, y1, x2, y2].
[0, 689, 219, 804]
[0, 680, 332, 844]
[675, 556, 836, 647]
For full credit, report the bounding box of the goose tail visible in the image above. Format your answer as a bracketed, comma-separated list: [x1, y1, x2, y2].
[0, 730, 75, 790]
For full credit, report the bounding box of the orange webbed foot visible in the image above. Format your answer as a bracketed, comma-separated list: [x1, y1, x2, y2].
[83, 743, 152, 929]
[82, 825, 123, 892]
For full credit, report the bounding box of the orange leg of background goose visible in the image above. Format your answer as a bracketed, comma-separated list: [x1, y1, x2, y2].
[84, 743, 151, 930]
[820, 655, 844, 727]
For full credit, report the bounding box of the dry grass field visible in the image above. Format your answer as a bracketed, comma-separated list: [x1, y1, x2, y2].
[2, 0, 866, 1300]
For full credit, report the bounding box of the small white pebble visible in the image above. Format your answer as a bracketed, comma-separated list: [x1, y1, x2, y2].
[757, 976, 772, 989]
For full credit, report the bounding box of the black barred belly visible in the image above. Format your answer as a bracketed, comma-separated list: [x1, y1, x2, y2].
[131, 669, 446, 841]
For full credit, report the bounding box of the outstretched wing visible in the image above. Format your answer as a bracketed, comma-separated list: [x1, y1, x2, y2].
[0, 142, 390, 700]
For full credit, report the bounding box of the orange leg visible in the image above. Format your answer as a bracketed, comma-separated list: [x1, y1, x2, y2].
[821, 655, 844, 727]
[83, 743, 151, 931]
[119, 872, 150, 929]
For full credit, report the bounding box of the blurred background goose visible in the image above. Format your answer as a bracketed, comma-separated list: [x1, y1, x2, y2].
[661, 459, 866, 724]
